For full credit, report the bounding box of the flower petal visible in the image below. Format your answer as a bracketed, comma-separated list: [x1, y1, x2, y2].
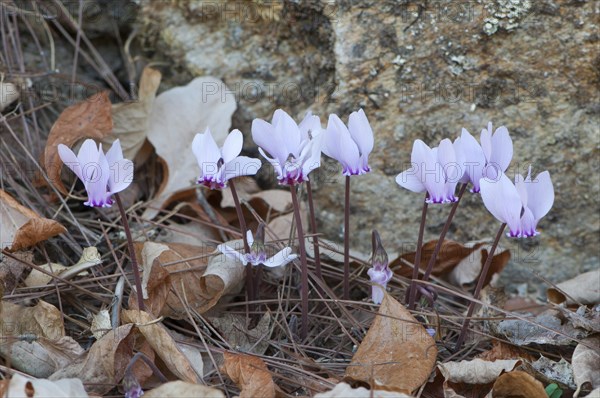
[221, 129, 243, 164]
[526, 170, 554, 221]
[217, 244, 248, 265]
[480, 123, 492, 162]
[263, 247, 297, 267]
[192, 129, 221, 179]
[520, 207, 538, 237]
[84, 150, 111, 207]
[458, 128, 486, 190]
[413, 140, 444, 203]
[258, 147, 283, 181]
[105, 139, 124, 166]
[480, 172, 522, 236]
[514, 172, 528, 208]
[272, 109, 301, 158]
[299, 112, 321, 142]
[246, 231, 254, 246]
[221, 156, 262, 183]
[108, 159, 134, 194]
[58, 144, 84, 182]
[348, 109, 374, 158]
[489, 125, 513, 173]
[252, 118, 287, 164]
[324, 113, 360, 174]
[395, 169, 426, 193]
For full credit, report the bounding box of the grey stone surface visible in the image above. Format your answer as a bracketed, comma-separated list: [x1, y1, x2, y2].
[139, 0, 600, 290]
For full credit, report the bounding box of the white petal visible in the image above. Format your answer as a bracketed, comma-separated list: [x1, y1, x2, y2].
[246, 231, 254, 246]
[221, 156, 262, 183]
[490, 126, 513, 173]
[108, 159, 134, 194]
[217, 244, 248, 265]
[272, 109, 301, 158]
[58, 144, 84, 182]
[258, 147, 283, 180]
[480, 172, 522, 235]
[395, 169, 426, 193]
[299, 112, 321, 141]
[480, 124, 492, 162]
[252, 118, 287, 164]
[263, 247, 297, 267]
[413, 140, 444, 203]
[458, 128, 486, 189]
[324, 113, 360, 174]
[221, 129, 243, 164]
[105, 139, 124, 166]
[526, 170, 554, 221]
[348, 109, 374, 158]
[192, 130, 221, 174]
[514, 173, 528, 208]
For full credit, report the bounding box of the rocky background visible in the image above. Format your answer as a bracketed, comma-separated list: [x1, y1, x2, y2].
[135, 0, 599, 293]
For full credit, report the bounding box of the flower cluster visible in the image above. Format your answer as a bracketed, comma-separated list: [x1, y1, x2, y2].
[396, 121, 554, 237]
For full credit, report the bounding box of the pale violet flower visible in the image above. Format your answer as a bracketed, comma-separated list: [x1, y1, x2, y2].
[323, 109, 374, 175]
[455, 122, 513, 192]
[514, 166, 554, 237]
[192, 128, 261, 190]
[367, 230, 392, 304]
[479, 168, 554, 237]
[252, 109, 323, 185]
[58, 139, 133, 207]
[217, 225, 298, 267]
[396, 138, 460, 204]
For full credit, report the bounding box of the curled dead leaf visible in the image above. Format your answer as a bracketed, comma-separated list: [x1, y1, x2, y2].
[43, 91, 113, 194]
[49, 324, 135, 395]
[24, 246, 101, 287]
[0, 81, 20, 111]
[345, 293, 437, 394]
[0, 189, 66, 251]
[222, 352, 276, 398]
[0, 300, 65, 340]
[548, 269, 600, 306]
[122, 309, 201, 383]
[573, 336, 600, 396]
[438, 359, 520, 385]
[492, 370, 547, 398]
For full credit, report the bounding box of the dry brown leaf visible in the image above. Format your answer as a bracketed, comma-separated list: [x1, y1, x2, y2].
[102, 67, 162, 159]
[43, 91, 113, 194]
[314, 382, 413, 397]
[91, 309, 112, 340]
[573, 336, 600, 395]
[210, 312, 271, 354]
[219, 177, 261, 208]
[477, 340, 536, 362]
[1, 336, 85, 378]
[0, 189, 66, 251]
[1, 300, 64, 340]
[49, 324, 134, 395]
[157, 220, 218, 246]
[0, 250, 31, 293]
[345, 293, 437, 394]
[143, 381, 224, 398]
[548, 269, 600, 306]
[392, 240, 510, 288]
[122, 309, 200, 383]
[4, 374, 88, 398]
[222, 352, 276, 398]
[0, 81, 20, 111]
[438, 359, 519, 385]
[143, 76, 237, 219]
[131, 242, 243, 317]
[492, 370, 547, 398]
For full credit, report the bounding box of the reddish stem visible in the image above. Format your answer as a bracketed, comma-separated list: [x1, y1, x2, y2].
[408, 194, 429, 310]
[114, 193, 144, 311]
[454, 223, 506, 352]
[229, 180, 255, 307]
[290, 184, 309, 340]
[306, 180, 322, 281]
[343, 176, 351, 300]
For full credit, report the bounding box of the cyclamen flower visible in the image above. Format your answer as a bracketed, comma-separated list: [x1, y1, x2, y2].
[479, 168, 554, 237]
[252, 109, 323, 185]
[396, 138, 461, 204]
[515, 167, 554, 237]
[217, 224, 298, 267]
[455, 122, 513, 192]
[192, 128, 261, 190]
[323, 109, 374, 175]
[367, 230, 392, 304]
[58, 139, 133, 207]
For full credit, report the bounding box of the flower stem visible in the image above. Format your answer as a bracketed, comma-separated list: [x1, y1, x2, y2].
[290, 184, 309, 340]
[343, 176, 351, 300]
[454, 222, 506, 352]
[114, 193, 144, 311]
[407, 194, 429, 310]
[421, 183, 467, 284]
[306, 180, 322, 281]
[229, 180, 255, 306]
